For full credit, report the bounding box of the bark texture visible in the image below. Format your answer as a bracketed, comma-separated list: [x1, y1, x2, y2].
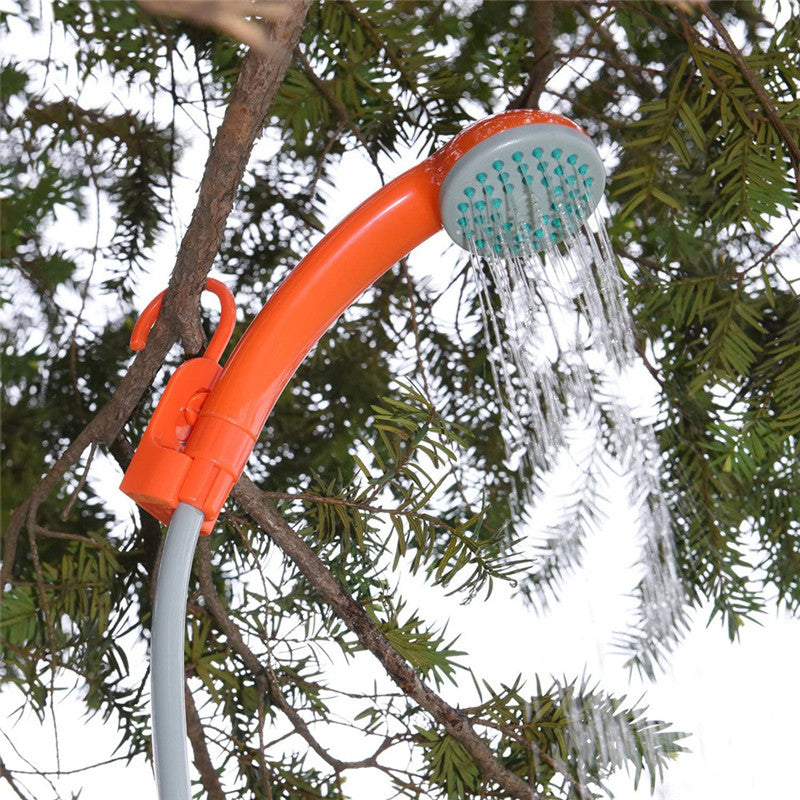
[1, 2, 312, 593]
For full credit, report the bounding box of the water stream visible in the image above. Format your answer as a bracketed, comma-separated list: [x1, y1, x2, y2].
[466, 196, 685, 686]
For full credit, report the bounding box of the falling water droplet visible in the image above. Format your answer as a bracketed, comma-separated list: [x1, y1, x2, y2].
[465, 181, 683, 699]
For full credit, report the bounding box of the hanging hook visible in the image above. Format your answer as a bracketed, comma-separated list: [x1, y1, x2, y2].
[130, 278, 237, 364]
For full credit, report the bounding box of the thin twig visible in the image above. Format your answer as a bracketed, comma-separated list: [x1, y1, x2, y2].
[261, 487, 457, 534]
[195, 538, 391, 773]
[294, 46, 385, 184]
[60, 441, 97, 521]
[4, 754, 133, 777]
[231, 476, 540, 800]
[308, 120, 345, 199]
[184, 685, 226, 800]
[474, 717, 595, 800]
[0, 755, 31, 800]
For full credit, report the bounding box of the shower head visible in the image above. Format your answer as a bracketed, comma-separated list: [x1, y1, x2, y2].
[126, 108, 613, 800]
[435, 111, 605, 254]
[123, 109, 607, 533]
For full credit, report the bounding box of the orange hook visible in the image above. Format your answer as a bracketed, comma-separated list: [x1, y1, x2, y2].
[120, 278, 238, 534]
[130, 277, 237, 364]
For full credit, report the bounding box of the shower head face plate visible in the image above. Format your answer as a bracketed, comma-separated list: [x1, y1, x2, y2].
[439, 123, 605, 254]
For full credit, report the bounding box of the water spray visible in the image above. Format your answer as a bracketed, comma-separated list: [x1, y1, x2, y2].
[121, 109, 666, 798]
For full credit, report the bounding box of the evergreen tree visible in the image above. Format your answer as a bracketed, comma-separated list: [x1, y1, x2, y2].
[1, 2, 798, 798]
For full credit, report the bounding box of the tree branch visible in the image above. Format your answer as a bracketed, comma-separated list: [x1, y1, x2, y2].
[699, 1, 800, 197]
[509, 1, 555, 110]
[1, 2, 311, 596]
[294, 46, 385, 182]
[0, 754, 31, 800]
[230, 476, 540, 800]
[260, 489, 460, 535]
[195, 538, 389, 773]
[184, 686, 226, 800]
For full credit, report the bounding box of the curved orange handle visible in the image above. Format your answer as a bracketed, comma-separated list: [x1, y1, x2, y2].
[123, 109, 588, 531]
[130, 278, 237, 364]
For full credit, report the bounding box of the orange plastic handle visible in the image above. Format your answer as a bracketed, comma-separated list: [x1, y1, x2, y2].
[173, 160, 443, 526]
[122, 110, 585, 532]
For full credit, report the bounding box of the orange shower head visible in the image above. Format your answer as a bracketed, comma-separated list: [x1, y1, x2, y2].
[121, 109, 605, 533]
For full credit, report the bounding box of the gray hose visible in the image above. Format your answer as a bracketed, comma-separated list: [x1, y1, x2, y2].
[151, 502, 204, 799]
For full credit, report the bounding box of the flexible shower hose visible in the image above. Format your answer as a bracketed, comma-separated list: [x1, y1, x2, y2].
[151, 502, 204, 799]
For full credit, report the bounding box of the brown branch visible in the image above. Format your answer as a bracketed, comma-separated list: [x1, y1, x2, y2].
[184, 684, 226, 800]
[1, 1, 311, 596]
[195, 538, 388, 773]
[509, 1, 555, 110]
[474, 718, 595, 800]
[2, 754, 134, 778]
[261, 489, 460, 535]
[60, 440, 97, 521]
[256, 689, 275, 800]
[698, 1, 800, 197]
[294, 46, 385, 182]
[230, 475, 540, 800]
[0, 754, 31, 800]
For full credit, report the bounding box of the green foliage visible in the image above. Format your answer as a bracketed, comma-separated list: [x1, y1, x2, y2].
[414, 676, 686, 800]
[614, 16, 800, 231]
[278, 383, 529, 600]
[416, 728, 481, 800]
[351, 598, 465, 688]
[3, 1, 800, 798]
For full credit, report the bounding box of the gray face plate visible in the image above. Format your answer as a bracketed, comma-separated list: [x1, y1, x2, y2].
[439, 124, 606, 254]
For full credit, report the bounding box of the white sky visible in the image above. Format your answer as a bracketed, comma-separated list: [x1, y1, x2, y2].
[2, 3, 799, 799]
